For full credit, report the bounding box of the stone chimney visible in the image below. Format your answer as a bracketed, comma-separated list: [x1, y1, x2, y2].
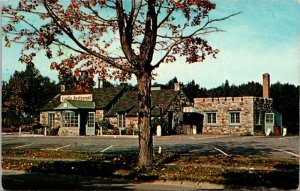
[98, 77, 103, 88]
[174, 83, 180, 91]
[263, 73, 270, 98]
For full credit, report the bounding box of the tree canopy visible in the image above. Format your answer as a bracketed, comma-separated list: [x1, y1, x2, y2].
[3, 0, 238, 87]
[2, 64, 59, 129]
[3, 0, 238, 167]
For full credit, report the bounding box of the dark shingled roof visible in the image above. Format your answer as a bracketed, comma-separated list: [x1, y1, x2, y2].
[107, 89, 180, 117]
[92, 86, 125, 109]
[40, 94, 61, 111]
[40, 86, 125, 111]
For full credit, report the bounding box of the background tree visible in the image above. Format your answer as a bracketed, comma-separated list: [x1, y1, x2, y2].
[270, 83, 299, 134]
[165, 77, 178, 89]
[3, 0, 238, 167]
[183, 80, 207, 101]
[2, 63, 59, 129]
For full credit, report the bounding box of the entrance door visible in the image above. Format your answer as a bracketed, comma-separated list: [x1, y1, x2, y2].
[80, 112, 87, 135]
[86, 112, 95, 135]
[265, 113, 274, 135]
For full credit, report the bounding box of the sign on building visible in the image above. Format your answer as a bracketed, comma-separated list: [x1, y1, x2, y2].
[60, 94, 93, 102]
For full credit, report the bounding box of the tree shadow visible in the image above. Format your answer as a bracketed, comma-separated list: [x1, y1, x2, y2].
[222, 168, 299, 190]
[2, 173, 135, 190]
[2, 154, 140, 190]
[156, 141, 282, 158]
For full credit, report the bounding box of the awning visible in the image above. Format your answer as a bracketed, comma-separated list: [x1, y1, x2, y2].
[55, 100, 95, 110]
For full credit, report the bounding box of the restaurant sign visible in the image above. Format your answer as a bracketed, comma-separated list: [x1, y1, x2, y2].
[60, 94, 93, 102]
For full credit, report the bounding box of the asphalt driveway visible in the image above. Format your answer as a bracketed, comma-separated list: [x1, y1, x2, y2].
[2, 134, 299, 159]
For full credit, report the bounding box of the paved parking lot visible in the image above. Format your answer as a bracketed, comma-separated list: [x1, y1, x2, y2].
[2, 134, 299, 159]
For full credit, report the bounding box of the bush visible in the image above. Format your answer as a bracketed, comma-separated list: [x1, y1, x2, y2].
[31, 123, 44, 134]
[47, 125, 60, 136]
[97, 119, 113, 130]
[125, 122, 136, 135]
[2, 126, 18, 132]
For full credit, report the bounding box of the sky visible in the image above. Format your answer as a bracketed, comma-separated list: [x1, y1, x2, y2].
[2, 0, 300, 89]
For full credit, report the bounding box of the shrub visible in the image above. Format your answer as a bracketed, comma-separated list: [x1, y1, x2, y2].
[125, 122, 135, 135]
[97, 119, 113, 130]
[2, 126, 18, 132]
[47, 125, 60, 136]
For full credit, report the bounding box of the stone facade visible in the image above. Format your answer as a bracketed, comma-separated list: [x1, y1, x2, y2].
[40, 111, 62, 128]
[58, 127, 79, 136]
[107, 116, 138, 129]
[96, 109, 104, 122]
[194, 96, 272, 135]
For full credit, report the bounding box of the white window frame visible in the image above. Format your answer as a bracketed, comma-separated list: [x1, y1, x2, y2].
[87, 112, 95, 128]
[117, 113, 126, 128]
[206, 112, 217, 124]
[265, 113, 274, 124]
[229, 112, 241, 124]
[48, 112, 55, 128]
[62, 111, 79, 128]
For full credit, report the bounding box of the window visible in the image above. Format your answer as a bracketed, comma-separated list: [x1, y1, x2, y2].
[265, 113, 274, 123]
[87, 112, 95, 128]
[229, 112, 240, 124]
[48, 113, 55, 128]
[206, 113, 217, 124]
[62, 111, 79, 127]
[117, 113, 126, 128]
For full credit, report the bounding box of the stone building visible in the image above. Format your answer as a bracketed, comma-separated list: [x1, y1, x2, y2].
[40, 84, 191, 136]
[193, 73, 282, 135]
[106, 84, 191, 135]
[40, 86, 126, 136]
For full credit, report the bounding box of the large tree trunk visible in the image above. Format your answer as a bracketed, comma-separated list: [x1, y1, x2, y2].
[137, 72, 153, 167]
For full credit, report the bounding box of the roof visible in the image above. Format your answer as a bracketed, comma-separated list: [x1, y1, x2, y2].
[40, 86, 125, 111]
[92, 86, 125, 109]
[55, 100, 95, 110]
[107, 89, 180, 117]
[40, 94, 61, 111]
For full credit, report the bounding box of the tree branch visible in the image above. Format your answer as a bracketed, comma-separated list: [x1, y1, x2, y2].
[43, 0, 138, 74]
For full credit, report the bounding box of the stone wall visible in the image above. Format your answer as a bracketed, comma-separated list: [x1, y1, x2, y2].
[40, 112, 47, 126]
[107, 116, 138, 129]
[40, 111, 62, 128]
[194, 96, 255, 135]
[96, 109, 104, 122]
[58, 127, 79, 136]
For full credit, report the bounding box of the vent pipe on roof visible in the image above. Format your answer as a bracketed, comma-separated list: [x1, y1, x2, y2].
[263, 73, 270, 98]
[98, 77, 102, 88]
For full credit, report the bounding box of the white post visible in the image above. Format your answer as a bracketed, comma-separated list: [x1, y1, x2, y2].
[266, 128, 271, 136]
[100, 126, 103, 136]
[19, 127, 21, 136]
[156, 125, 162, 136]
[158, 146, 162, 154]
[44, 127, 47, 136]
[192, 125, 197, 134]
[282, 128, 287, 136]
